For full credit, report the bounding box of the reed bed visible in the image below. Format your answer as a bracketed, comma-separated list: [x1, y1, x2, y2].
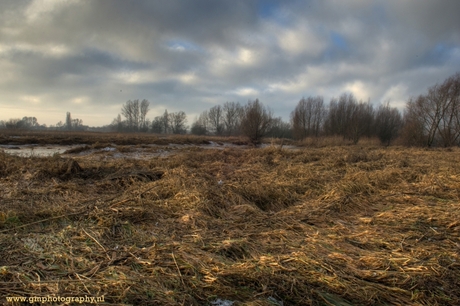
[0, 144, 459, 305]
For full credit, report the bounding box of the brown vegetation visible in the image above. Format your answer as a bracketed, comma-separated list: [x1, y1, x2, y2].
[0, 130, 251, 147]
[0, 143, 459, 305]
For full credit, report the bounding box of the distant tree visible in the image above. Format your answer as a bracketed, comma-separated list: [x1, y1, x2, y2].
[266, 117, 292, 139]
[374, 102, 402, 146]
[190, 111, 209, 135]
[207, 105, 225, 135]
[191, 122, 207, 135]
[110, 114, 124, 132]
[347, 100, 374, 144]
[72, 118, 84, 130]
[66, 112, 72, 130]
[0, 120, 5, 129]
[143, 118, 151, 133]
[21, 117, 39, 129]
[169, 111, 188, 134]
[400, 107, 427, 146]
[223, 101, 243, 136]
[140, 99, 150, 132]
[121, 99, 149, 132]
[323, 93, 374, 144]
[324, 94, 354, 137]
[5, 118, 22, 129]
[291, 96, 325, 140]
[402, 73, 460, 147]
[240, 99, 273, 145]
[427, 73, 460, 146]
[162, 110, 170, 134]
[405, 96, 438, 146]
[151, 116, 164, 134]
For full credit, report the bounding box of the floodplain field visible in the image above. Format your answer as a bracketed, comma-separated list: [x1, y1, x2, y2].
[0, 132, 459, 305]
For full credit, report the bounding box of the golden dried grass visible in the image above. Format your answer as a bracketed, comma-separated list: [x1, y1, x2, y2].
[0, 144, 459, 305]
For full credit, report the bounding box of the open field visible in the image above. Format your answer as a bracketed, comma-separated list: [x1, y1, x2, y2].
[0, 135, 459, 305]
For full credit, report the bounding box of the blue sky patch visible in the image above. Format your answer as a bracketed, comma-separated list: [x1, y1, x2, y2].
[331, 32, 348, 51]
[167, 39, 202, 52]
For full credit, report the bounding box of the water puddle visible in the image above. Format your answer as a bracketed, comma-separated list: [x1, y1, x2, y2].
[1, 142, 299, 159]
[0, 144, 82, 157]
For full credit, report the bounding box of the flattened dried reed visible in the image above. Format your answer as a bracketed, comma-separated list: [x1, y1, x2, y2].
[0, 144, 459, 305]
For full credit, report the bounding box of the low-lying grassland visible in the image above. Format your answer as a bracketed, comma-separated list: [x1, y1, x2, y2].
[0, 143, 459, 305]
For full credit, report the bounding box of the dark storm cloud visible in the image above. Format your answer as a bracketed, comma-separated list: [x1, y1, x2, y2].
[0, 0, 459, 126]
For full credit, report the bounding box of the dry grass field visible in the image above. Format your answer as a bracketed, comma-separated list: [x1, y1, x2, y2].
[0, 133, 459, 305]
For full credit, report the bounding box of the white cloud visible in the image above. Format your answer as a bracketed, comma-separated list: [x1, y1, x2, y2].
[0, 43, 72, 58]
[21, 95, 41, 104]
[380, 83, 409, 108]
[176, 72, 198, 85]
[228, 87, 259, 97]
[276, 23, 326, 57]
[237, 48, 256, 66]
[70, 96, 89, 105]
[25, 0, 80, 23]
[113, 70, 162, 85]
[343, 81, 372, 101]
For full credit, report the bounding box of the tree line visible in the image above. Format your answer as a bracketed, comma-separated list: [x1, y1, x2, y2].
[188, 72, 459, 147]
[2, 72, 459, 147]
[0, 112, 86, 131]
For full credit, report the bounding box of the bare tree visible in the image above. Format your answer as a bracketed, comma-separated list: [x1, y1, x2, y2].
[267, 117, 292, 139]
[291, 96, 325, 140]
[323, 93, 374, 144]
[111, 114, 124, 132]
[66, 112, 72, 131]
[132, 99, 140, 131]
[5, 118, 22, 129]
[121, 99, 149, 132]
[223, 102, 243, 136]
[374, 102, 402, 146]
[435, 74, 460, 146]
[208, 105, 225, 135]
[151, 116, 163, 134]
[55, 121, 64, 129]
[402, 73, 460, 147]
[400, 106, 427, 146]
[121, 100, 135, 131]
[191, 110, 209, 135]
[240, 99, 273, 145]
[72, 118, 84, 130]
[140, 99, 150, 132]
[162, 110, 170, 134]
[169, 111, 188, 134]
[324, 94, 355, 137]
[20, 117, 39, 129]
[348, 100, 374, 144]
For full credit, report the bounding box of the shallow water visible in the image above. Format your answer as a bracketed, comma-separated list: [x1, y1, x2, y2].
[0, 144, 82, 157]
[0, 142, 299, 159]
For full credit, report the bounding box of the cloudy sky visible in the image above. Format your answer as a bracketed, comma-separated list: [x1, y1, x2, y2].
[1, 0, 459, 127]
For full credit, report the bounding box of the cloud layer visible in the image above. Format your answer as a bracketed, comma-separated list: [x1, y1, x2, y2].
[1, 0, 459, 126]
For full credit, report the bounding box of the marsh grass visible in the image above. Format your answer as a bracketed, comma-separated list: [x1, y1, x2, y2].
[0, 144, 459, 305]
[0, 130, 251, 146]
